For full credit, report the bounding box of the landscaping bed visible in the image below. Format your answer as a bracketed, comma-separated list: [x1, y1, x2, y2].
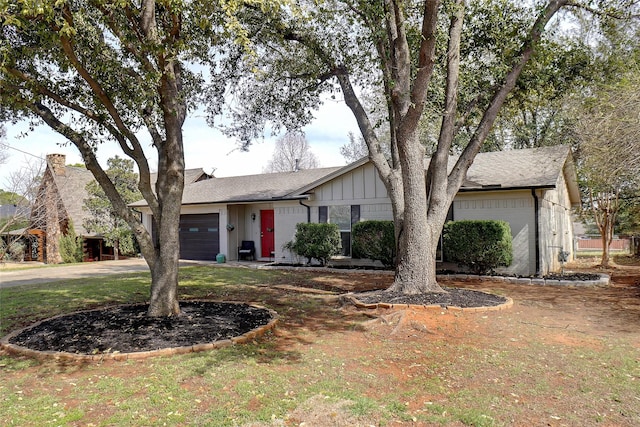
[5, 302, 275, 355]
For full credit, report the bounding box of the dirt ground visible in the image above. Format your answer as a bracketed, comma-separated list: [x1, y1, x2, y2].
[2, 257, 639, 426]
[267, 257, 640, 426]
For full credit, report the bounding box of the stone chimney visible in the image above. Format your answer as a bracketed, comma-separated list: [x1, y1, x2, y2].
[47, 154, 66, 176]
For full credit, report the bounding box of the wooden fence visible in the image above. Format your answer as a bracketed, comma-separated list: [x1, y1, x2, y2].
[576, 238, 630, 252]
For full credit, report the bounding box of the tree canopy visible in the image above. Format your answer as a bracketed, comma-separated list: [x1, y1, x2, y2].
[220, 0, 638, 292]
[0, 0, 289, 316]
[573, 72, 640, 265]
[263, 130, 319, 172]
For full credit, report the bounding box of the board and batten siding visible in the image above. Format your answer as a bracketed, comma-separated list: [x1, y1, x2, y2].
[538, 172, 575, 274]
[274, 202, 309, 262]
[306, 163, 394, 223]
[313, 163, 389, 205]
[453, 190, 536, 276]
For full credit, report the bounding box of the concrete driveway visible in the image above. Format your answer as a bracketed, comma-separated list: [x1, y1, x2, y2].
[0, 258, 211, 288]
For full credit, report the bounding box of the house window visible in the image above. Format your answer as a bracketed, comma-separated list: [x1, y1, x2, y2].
[327, 205, 360, 256]
[319, 206, 328, 223]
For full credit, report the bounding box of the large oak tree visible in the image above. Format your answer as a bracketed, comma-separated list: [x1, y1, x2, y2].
[0, 0, 285, 316]
[224, 0, 637, 293]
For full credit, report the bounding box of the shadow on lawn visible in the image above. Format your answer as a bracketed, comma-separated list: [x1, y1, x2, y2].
[176, 279, 375, 368]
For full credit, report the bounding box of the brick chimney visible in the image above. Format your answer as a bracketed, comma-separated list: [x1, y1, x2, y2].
[47, 154, 66, 176]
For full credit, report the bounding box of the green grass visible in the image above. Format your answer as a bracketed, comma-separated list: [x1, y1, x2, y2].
[1, 264, 639, 426]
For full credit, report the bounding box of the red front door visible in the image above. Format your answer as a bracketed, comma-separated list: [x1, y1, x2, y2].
[260, 209, 275, 258]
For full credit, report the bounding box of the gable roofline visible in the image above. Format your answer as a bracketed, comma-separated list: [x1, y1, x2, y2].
[292, 145, 580, 202]
[131, 146, 580, 209]
[177, 194, 311, 207]
[287, 156, 370, 197]
[130, 166, 344, 208]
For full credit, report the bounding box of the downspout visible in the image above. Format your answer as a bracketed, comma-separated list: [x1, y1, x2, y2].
[531, 189, 540, 276]
[299, 199, 311, 223]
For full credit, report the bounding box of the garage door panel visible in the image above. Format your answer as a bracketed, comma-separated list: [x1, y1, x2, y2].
[179, 214, 219, 260]
[150, 214, 220, 260]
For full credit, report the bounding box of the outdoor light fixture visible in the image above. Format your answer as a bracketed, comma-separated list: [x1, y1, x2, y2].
[251, 213, 256, 221]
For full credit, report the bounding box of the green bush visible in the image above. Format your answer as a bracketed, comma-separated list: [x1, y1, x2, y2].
[7, 240, 25, 262]
[352, 220, 396, 267]
[285, 223, 341, 265]
[60, 222, 83, 263]
[443, 220, 513, 275]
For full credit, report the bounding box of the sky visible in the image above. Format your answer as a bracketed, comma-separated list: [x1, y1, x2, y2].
[0, 96, 359, 191]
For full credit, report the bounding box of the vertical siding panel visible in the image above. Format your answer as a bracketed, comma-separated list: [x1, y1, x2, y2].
[364, 164, 376, 199]
[332, 178, 343, 200]
[374, 169, 387, 198]
[321, 183, 332, 201]
[343, 172, 354, 200]
[353, 168, 365, 199]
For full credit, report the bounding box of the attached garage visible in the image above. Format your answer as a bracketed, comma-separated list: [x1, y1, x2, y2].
[178, 214, 220, 261]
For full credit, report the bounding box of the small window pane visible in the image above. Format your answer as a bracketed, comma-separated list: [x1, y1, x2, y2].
[330, 206, 351, 231]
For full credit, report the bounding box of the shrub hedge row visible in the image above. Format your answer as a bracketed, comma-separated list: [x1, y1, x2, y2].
[285, 219, 513, 275]
[443, 220, 513, 274]
[351, 220, 396, 267]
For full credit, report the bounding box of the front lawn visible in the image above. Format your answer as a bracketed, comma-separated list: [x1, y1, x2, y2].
[1, 265, 639, 426]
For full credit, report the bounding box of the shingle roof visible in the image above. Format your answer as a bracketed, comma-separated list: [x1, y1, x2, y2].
[51, 166, 95, 235]
[131, 145, 578, 208]
[460, 145, 573, 189]
[176, 167, 343, 205]
[149, 168, 211, 186]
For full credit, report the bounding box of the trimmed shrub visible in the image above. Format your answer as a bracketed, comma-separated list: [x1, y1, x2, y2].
[443, 220, 513, 275]
[352, 220, 396, 267]
[285, 223, 341, 265]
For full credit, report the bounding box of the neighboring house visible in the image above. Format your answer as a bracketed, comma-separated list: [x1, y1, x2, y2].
[0, 204, 29, 220]
[132, 145, 580, 276]
[27, 153, 212, 263]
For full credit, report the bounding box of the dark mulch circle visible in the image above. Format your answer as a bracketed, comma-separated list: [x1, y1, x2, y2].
[8, 301, 274, 355]
[543, 272, 601, 281]
[350, 287, 508, 307]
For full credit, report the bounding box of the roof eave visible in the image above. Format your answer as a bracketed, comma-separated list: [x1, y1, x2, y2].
[458, 184, 556, 193]
[130, 194, 311, 208]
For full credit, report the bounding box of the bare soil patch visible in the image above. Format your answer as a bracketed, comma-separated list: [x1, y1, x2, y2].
[349, 286, 507, 307]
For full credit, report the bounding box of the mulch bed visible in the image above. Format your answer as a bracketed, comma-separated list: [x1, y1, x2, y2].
[543, 272, 601, 281]
[5, 280, 509, 357]
[8, 301, 274, 355]
[349, 287, 507, 307]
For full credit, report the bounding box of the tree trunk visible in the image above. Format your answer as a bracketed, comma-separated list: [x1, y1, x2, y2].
[146, 59, 186, 317]
[145, 159, 183, 316]
[599, 216, 612, 267]
[114, 239, 119, 261]
[387, 132, 446, 294]
[148, 243, 181, 316]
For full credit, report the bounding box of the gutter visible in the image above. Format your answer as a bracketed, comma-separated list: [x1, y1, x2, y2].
[129, 195, 311, 209]
[298, 200, 311, 223]
[458, 184, 555, 193]
[531, 189, 541, 276]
